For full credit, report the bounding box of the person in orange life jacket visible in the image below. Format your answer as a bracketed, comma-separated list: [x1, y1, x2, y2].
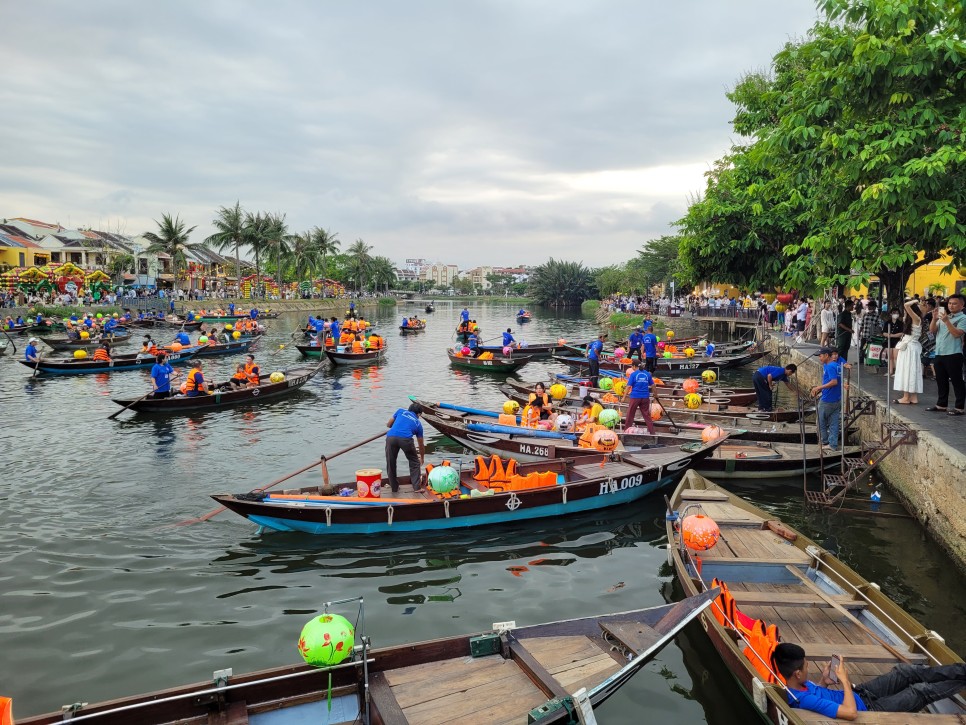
[184, 360, 209, 397]
[351, 334, 365, 353]
[229, 364, 249, 388]
[528, 382, 551, 415]
[774, 642, 966, 719]
[92, 342, 112, 362]
[150, 352, 178, 399]
[622, 359, 655, 434]
[369, 333, 383, 349]
[243, 354, 260, 385]
[386, 403, 426, 493]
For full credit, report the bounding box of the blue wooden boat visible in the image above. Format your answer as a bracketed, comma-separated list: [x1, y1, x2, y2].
[211, 439, 723, 535]
[18, 348, 198, 375]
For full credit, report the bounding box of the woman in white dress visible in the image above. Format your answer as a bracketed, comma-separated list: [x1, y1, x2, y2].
[893, 300, 923, 405]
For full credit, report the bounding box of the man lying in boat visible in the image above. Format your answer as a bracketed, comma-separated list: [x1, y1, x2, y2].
[774, 642, 966, 719]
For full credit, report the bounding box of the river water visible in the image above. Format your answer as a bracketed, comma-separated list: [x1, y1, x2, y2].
[1, 301, 963, 722]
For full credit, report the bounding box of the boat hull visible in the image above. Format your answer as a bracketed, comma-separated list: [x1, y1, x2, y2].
[19, 349, 197, 375]
[325, 348, 386, 366]
[447, 351, 532, 371]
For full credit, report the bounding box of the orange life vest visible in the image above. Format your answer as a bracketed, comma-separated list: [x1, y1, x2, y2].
[184, 368, 203, 393]
[340, 332, 353, 345]
[528, 392, 550, 407]
[369, 335, 383, 349]
[244, 362, 259, 384]
[93, 348, 110, 362]
[351, 340, 365, 353]
[231, 371, 248, 383]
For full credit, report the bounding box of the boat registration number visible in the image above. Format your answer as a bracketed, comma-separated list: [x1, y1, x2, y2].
[518, 443, 549, 457]
[669, 363, 700, 370]
[287, 376, 308, 387]
[599, 473, 644, 495]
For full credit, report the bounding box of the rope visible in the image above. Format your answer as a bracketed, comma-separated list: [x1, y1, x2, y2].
[443, 499, 450, 518]
[387, 506, 394, 526]
[562, 485, 568, 505]
[325, 507, 332, 527]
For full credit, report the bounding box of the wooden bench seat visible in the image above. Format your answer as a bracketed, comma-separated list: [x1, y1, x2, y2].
[795, 709, 966, 723]
[798, 643, 928, 664]
[731, 591, 868, 609]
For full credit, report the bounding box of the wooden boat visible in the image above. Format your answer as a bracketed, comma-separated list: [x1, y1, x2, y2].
[38, 331, 133, 351]
[476, 337, 597, 359]
[129, 317, 204, 330]
[498, 384, 810, 424]
[110, 363, 320, 414]
[666, 470, 966, 723]
[17, 591, 716, 725]
[26, 321, 66, 334]
[2, 323, 30, 334]
[447, 349, 533, 372]
[295, 342, 326, 358]
[563, 339, 757, 359]
[517, 310, 532, 322]
[18, 348, 199, 375]
[399, 321, 427, 333]
[198, 311, 279, 323]
[326, 346, 386, 366]
[420, 405, 856, 477]
[555, 350, 768, 375]
[425, 302, 434, 312]
[0, 339, 9, 356]
[212, 441, 723, 535]
[515, 377, 760, 407]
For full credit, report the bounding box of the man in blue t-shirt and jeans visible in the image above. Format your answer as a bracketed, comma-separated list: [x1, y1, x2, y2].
[774, 642, 966, 719]
[752, 364, 797, 411]
[385, 403, 426, 493]
[811, 347, 843, 451]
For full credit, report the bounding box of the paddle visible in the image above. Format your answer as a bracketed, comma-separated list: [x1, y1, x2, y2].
[1, 328, 16, 355]
[31, 349, 43, 378]
[108, 390, 153, 420]
[652, 386, 679, 432]
[175, 429, 390, 526]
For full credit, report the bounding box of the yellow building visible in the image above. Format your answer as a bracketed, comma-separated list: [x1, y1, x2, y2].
[0, 224, 48, 269]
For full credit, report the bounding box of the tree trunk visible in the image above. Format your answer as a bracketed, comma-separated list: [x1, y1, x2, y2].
[235, 242, 241, 299]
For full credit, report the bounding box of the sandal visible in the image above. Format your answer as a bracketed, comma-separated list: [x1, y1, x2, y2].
[925, 406, 948, 412]
[892, 399, 911, 405]
[949, 410, 965, 416]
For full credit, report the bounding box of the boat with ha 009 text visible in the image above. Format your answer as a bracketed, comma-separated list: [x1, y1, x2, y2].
[666, 470, 966, 724]
[212, 439, 723, 535]
[110, 363, 320, 414]
[447, 348, 533, 372]
[18, 348, 199, 375]
[15, 591, 716, 725]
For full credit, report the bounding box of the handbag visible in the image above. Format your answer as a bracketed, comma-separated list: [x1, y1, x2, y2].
[895, 335, 910, 352]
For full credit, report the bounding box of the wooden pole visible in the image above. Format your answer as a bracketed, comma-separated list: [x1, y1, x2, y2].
[108, 390, 153, 420]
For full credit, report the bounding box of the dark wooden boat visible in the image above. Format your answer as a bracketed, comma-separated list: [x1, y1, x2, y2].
[555, 350, 768, 375]
[39, 331, 132, 351]
[517, 311, 532, 322]
[2, 323, 30, 334]
[295, 342, 326, 358]
[476, 338, 597, 358]
[212, 440, 723, 535]
[198, 311, 279, 323]
[514, 377, 760, 407]
[447, 349, 533, 372]
[26, 321, 66, 334]
[399, 322, 426, 333]
[17, 592, 716, 725]
[562, 339, 756, 360]
[326, 346, 386, 366]
[18, 348, 199, 375]
[187, 339, 256, 358]
[425, 302, 434, 312]
[666, 471, 966, 724]
[110, 363, 320, 414]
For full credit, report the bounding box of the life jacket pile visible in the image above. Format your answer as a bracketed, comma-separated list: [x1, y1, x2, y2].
[708, 578, 785, 685]
[477, 351, 494, 360]
[471, 454, 558, 492]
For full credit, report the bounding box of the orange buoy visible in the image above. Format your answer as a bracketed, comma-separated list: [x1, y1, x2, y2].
[682, 514, 720, 551]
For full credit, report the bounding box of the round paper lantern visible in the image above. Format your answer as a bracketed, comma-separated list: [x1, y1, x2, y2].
[591, 428, 619, 452]
[613, 347, 626, 358]
[684, 347, 695, 358]
[80, 330, 90, 339]
[698, 339, 708, 347]
[556, 414, 574, 432]
[298, 613, 355, 667]
[662, 351, 673, 359]
[598, 409, 620, 429]
[701, 425, 725, 443]
[612, 379, 627, 396]
[428, 466, 459, 493]
[232, 331, 242, 339]
[170, 342, 182, 352]
[666, 330, 674, 340]
[701, 370, 717, 384]
[682, 514, 720, 551]
[776, 293, 794, 304]
[775, 303, 786, 313]
[73, 349, 87, 359]
[557, 338, 566, 345]
[199, 335, 209, 344]
[503, 346, 512, 356]
[667, 345, 678, 354]
[461, 346, 471, 356]
[650, 402, 664, 420]
[503, 400, 520, 414]
[549, 384, 567, 400]
[598, 378, 613, 391]
[682, 378, 700, 394]
[96, 313, 103, 319]
[225, 324, 234, 331]
[684, 393, 703, 409]
[270, 371, 285, 383]
[658, 341, 666, 350]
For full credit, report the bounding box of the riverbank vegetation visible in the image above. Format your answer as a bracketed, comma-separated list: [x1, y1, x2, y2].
[526, 259, 597, 307]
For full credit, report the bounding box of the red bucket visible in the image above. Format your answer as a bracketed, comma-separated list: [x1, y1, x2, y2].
[356, 469, 382, 498]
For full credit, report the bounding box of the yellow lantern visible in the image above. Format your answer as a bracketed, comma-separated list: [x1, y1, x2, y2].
[232, 330, 241, 339]
[684, 347, 695, 358]
[701, 370, 717, 384]
[73, 349, 87, 359]
[684, 393, 703, 409]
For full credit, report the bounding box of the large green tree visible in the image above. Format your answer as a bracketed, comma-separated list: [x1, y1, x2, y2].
[345, 239, 372, 293]
[527, 259, 596, 306]
[143, 213, 199, 293]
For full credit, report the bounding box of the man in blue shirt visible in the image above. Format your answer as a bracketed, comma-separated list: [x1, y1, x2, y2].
[811, 347, 843, 451]
[175, 330, 191, 346]
[328, 317, 340, 346]
[623, 360, 655, 433]
[752, 364, 797, 411]
[628, 328, 643, 361]
[704, 341, 716, 358]
[586, 334, 605, 387]
[150, 352, 176, 399]
[228, 302, 235, 316]
[385, 403, 426, 493]
[503, 328, 516, 347]
[25, 337, 40, 363]
[642, 317, 653, 331]
[775, 642, 966, 719]
[467, 332, 480, 356]
[641, 330, 658, 373]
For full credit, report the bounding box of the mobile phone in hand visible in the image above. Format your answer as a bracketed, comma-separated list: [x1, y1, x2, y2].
[828, 655, 841, 683]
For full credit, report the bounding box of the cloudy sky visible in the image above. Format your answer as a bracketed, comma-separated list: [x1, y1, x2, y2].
[1, 1, 819, 268]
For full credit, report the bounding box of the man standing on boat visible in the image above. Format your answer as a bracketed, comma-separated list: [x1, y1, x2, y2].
[752, 364, 797, 411]
[774, 642, 966, 719]
[385, 403, 425, 493]
[587, 334, 605, 388]
[628, 327, 643, 361]
[641, 328, 658, 373]
[150, 351, 177, 399]
[623, 360, 655, 433]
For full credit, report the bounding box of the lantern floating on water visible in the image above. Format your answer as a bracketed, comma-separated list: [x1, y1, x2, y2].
[298, 613, 355, 667]
[701, 370, 717, 384]
[682, 514, 720, 551]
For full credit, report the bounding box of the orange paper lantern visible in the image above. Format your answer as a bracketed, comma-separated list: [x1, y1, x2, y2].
[682, 514, 720, 551]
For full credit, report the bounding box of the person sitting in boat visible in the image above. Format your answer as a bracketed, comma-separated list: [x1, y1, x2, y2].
[401, 316, 409, 328]
[183, 361, 209, 397]
[368, 333, 384, 349]
[457, 319, 470, 344]
[92, 342, 112, 363]
[186, 310, 196, 322]
[577, 396, 603, 429]
[150, 352, 177, 399]
[351, 333, 366, 353]
[244, 354, 260, 386]
[66, 326, 81, 341]
[15, 315, 25, 326]
[339, 328, 355, 346]
[528, 382, 551, 409]
[503, 328, 516, 347]
[249, 307, 259, 320]
[467, 331, 481, 356]
[358, 316, 369, 330]
[518, 309, 527, 317]
[173, 329, 191, 347]
[229, 364, 248, 388]
[774, 642, 966, 719]
[3, 316, 13, 329]
[24, 337, 40, 364]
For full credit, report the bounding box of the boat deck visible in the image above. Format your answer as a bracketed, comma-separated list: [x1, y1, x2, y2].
[676, 487, 961, 719]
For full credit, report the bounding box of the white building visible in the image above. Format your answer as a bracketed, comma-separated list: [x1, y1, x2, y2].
[419, 263, 459, 287]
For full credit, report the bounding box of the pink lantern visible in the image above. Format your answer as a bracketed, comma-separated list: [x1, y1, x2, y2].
[461, 346, 471, 356]
[503, 346, 512, 356]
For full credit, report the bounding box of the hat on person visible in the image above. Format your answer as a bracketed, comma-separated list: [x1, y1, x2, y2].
[28, 337, 38, 343]
[814, 347, 835, 356]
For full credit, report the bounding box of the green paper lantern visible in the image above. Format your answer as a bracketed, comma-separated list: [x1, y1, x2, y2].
[428, 466, 459, 493]
[598, 409, 620, 429]
[298, 613, 355, 667]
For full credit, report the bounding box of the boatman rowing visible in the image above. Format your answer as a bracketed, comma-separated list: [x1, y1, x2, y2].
[385, 403, 426, 493]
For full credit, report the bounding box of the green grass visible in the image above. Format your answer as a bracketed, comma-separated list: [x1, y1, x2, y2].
[377, 297, 397, 305]
[581, 299, 601, 313]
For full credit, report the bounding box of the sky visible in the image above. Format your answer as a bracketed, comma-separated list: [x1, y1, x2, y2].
[0, 1, 820, 269]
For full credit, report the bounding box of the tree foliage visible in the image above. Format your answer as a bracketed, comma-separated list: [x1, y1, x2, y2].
[527, 259, 597, 306]
[143, 213, 200, 292]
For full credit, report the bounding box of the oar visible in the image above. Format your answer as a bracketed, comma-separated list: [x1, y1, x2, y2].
[31, 349, 44, 378]
[652, 385, 679, 432]
[108, 390, 153, 420]
[174, 429, 390, 526]
[1, 328, 16, 355]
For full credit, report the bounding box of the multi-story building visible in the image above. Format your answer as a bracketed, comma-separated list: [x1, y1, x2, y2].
[464, 265, 494, 290]
[419, 263, 459, 287]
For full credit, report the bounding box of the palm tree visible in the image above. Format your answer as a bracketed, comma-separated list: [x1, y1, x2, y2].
[313, 227, 340, 280]
[241, 212, 271, 297]
[288, 230, 323, 292]
[142, 213, 200, 294]
[205, 202, 246, 295]
[369, 256, 397, 294]
[262, 212, 292, 289]
[345, 239, 373, 293]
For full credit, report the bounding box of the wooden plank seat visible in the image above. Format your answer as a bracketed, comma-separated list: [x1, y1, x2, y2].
[597, 621, 662, 656]
[795, 710, 966, 723]
[797, 643, 928, 664]
[679, 490, 730, 501]
[730, 591, 868, 610]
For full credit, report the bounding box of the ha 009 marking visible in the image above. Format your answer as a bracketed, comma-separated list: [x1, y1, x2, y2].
[598, 473, 644, 495]
[518, 443, 549, 457]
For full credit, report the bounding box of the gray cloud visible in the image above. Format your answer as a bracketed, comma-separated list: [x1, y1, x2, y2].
[0, 0, 818, 266]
